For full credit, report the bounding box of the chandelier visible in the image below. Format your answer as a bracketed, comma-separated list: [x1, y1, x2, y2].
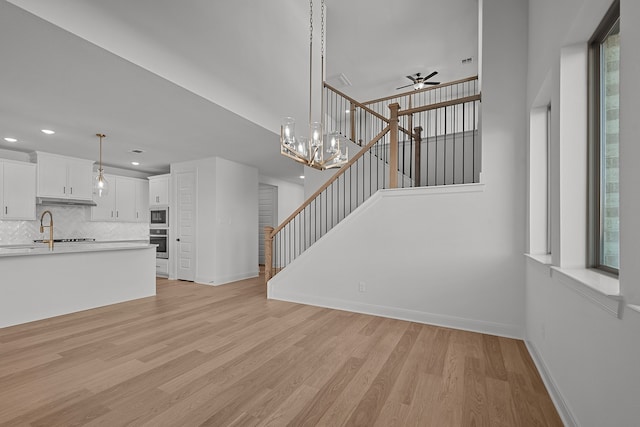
[280, 0, 348, 170]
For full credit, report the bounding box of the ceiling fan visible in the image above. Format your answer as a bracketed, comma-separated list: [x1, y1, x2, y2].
[396, 71, 441, 90]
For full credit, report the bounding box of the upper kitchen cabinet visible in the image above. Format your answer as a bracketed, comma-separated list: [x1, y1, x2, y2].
[148, 174, 170, 206]
[91, 173, 117, 221]
[135, 179, 149, 222]
[0, 159, 36, 220]
[31, 152, 94, 200]
[91, 174, 149, 223]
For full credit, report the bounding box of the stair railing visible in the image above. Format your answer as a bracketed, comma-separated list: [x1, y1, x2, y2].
[265, 76, 481, 282]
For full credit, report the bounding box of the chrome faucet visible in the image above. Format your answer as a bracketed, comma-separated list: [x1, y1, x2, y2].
[40, 210, 54, 250]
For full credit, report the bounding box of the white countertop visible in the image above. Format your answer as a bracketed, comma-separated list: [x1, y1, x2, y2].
[0, 241, 155, 257]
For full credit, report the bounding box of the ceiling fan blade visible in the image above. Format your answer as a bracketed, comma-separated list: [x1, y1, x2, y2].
[425, 81, 441, 85]
[396, 83, 414, 90]
[424, 71, 438, 80]
[405, 75, 417, 83]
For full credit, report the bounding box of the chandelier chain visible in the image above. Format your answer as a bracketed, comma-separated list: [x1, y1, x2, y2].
[321, 0, 324, 57]
[309, 0, 313, 45]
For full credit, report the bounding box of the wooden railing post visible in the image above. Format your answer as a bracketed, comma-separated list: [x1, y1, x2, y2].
[264, 226, 274, 284]
[350, 102, 356, 143]
[389, 103, 400, 188]
[414, 126, 423, 187]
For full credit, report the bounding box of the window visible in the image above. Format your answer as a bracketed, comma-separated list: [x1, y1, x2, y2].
[528, 104, 551, 257]
[589, 0, 620, 274]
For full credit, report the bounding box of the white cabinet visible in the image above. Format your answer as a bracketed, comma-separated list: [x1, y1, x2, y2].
[149, 174, 170, 206]
[91, 174, 149, 222]
[91, 174, 116, 221]
[0, 160, 36, 220]
[67, 158, 94, 199]
[115, 177, 136, 222]
[155, 258, 168, 277]
[31, 152, 94, 200]
[135, 179, 149, 223]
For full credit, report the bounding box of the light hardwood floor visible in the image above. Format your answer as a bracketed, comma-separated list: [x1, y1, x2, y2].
[0, 275, 562, 426]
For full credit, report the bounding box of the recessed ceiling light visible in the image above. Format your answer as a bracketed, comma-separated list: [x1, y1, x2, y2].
[41, 129, 55, 135]
[299, 175, 305, 179]
[3, 137, 17, 143]
[131, 161, 140, 166]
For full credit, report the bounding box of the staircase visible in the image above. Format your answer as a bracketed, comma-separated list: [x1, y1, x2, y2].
[265, 76, 481, 282]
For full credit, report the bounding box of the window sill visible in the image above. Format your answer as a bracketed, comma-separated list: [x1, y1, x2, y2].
[525, 253, 552, 265]
[550, 266, 623, 318]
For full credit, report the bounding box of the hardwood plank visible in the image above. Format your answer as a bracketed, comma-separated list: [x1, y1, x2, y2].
[256, 385, 319, 427]
[485, 377, 518, 427]
[482, 334, 508, 381]
[425, 327, 452, 375]
[345, 322, 421, 425]
[402, 372, 442, 426]
[314, 319, 411, 427]
[428, 333, 466, 425]
[286, 356, 365, 426]
[461, 356, 490, 427]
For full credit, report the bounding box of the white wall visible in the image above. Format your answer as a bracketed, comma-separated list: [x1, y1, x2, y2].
[213, 157, 258, 284]
[270, 0, 529, 338]
[526, 0, 640, 425]
[171, 156, 258, 285]
[270, 186, 524, 338]
[619, 0, 640, 304]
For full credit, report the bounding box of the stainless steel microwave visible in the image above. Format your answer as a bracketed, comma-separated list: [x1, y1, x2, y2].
[150, 207, 168, 227]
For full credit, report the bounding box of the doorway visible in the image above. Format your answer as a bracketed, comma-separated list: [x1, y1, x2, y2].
[258, 183, 278, 265]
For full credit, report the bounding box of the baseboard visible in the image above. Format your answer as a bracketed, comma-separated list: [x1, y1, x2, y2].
[197, 270, 259, 286]
[268, 289, 522, 339]
[525, 340, 578, 427]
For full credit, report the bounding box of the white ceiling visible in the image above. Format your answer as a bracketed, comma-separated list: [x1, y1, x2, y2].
[0, 0, 477, 182]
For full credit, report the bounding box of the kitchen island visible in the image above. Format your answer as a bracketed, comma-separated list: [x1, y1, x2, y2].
[0, 242, 156, 328]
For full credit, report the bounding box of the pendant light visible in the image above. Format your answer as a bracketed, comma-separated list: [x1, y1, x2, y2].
[94, 133, 109, 197]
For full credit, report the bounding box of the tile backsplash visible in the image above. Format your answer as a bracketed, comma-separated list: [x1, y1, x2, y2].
[0, 205, 149, 245]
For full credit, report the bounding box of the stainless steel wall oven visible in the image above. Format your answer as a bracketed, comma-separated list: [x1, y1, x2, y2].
[150, 228, 168, 259]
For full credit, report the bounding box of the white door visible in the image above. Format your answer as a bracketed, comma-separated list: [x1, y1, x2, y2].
[176, 172, 196, 281]
[258, 184, 277, 265]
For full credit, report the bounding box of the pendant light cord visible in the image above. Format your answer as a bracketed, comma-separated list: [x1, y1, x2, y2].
[320, 0, 325, 133]
[96, 133, 105, 175]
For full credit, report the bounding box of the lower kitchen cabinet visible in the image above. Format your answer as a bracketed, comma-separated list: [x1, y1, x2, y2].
[155, 258, 168, 277]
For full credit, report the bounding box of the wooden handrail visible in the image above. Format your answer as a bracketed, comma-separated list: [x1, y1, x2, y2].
[270, 125, 391, 237]
[324, 82, 390, 124]
[399, 94, 481, 116]
[361, 75, 479, 106]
